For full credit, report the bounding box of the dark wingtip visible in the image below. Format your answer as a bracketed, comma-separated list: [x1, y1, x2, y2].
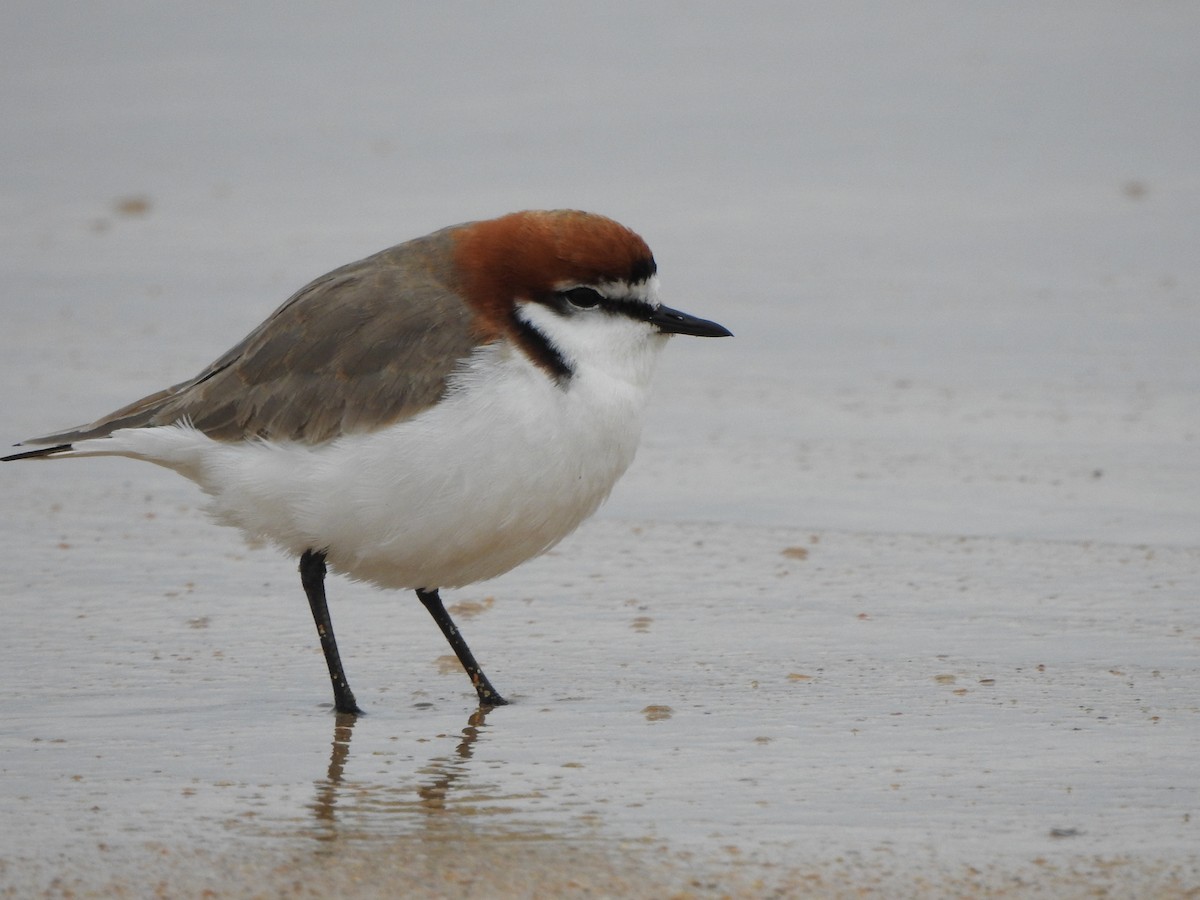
[1, 443, 73, 462]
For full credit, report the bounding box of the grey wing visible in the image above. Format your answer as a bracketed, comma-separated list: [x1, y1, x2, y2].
[17, 240, 481, 448]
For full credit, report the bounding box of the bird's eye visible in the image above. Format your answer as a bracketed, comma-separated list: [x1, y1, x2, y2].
[560, 287, 603, 310]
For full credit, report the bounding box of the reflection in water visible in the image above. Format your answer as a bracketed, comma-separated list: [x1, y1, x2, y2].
[308, 706, 499, 843]
[416, 707, 490, 817]
[311, 711, 359, 834]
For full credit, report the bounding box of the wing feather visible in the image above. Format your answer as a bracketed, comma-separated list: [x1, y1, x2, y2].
[18, 228, 482, 448]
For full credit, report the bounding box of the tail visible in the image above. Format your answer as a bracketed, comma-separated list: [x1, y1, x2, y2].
[3, 383, 185, 463]
[2, 443, 75, 462]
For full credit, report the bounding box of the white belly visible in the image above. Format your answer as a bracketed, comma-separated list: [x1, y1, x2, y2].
[94, 343, 652, 590]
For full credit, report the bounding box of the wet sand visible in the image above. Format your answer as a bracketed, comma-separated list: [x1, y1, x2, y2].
[3, 494, 1197, 896]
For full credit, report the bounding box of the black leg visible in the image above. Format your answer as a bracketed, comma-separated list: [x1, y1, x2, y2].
[300, 550, 363, 715]
[417, 588, 508, 706]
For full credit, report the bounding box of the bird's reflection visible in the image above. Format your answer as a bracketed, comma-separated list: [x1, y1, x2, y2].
[415, 706, 490, 815]
[310, 711, 359, 831]
[309, 704, 495, 841]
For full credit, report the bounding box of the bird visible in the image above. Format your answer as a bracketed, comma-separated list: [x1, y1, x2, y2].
[3, 209, 731, 715]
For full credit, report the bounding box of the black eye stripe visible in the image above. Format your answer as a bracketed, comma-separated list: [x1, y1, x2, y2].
[554, 288, 655, 322]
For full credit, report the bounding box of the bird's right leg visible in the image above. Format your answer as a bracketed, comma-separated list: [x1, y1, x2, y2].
[300, 550, 363, 715]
